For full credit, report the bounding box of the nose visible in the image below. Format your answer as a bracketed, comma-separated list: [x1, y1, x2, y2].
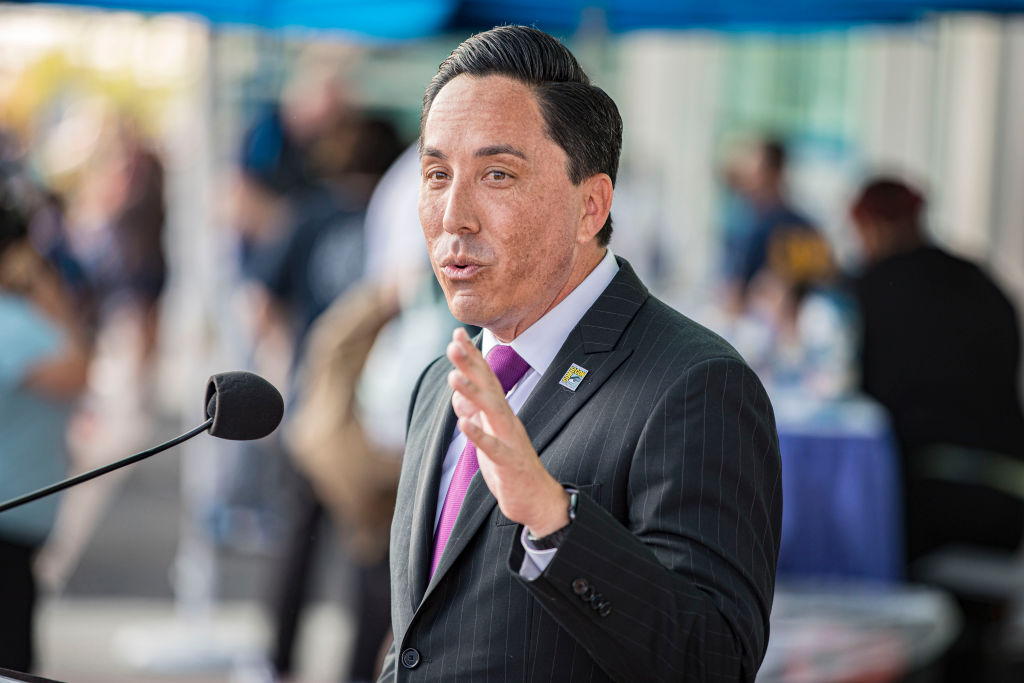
[441, 176, 480, 235]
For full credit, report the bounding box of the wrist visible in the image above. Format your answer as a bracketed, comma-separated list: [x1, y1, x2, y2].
[525, 486, 571, 538]
[526, 489, 578, 550]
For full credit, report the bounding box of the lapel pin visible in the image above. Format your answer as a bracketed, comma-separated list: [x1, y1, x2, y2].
[559, 363, 589, 391]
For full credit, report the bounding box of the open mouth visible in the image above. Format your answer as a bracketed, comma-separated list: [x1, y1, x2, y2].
[441, 262, 481, 280]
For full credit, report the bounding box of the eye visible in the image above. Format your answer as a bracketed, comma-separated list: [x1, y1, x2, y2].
[487, 170, 508, 181]
[425, 169, 449, 182]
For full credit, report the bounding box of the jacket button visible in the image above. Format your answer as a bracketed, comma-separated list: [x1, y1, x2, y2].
[401, 648, 421, 669]
[571, 578, 589, 595]
[598, 602, 612, 618]
[589, 592, 604, 608]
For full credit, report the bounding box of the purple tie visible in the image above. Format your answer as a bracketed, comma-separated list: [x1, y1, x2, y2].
[430, 344, 531, 577]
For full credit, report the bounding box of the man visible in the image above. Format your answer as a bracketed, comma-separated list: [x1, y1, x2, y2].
[382, 26, 781, 682]
[721, 137, 819, 314]
[850, 176, 1024, 681]
[850, 176, 1024, 563]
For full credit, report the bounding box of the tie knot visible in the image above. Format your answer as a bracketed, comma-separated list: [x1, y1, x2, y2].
[486, 344, 531, 394]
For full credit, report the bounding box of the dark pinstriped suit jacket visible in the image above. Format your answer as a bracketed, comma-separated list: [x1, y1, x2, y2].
[380, 258, 782, 682]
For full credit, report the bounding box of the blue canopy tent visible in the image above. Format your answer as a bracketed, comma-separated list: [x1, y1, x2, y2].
[10, 0, 1024, 39]
[11, 0, 461, 39]
[453, 0, 1024, 34]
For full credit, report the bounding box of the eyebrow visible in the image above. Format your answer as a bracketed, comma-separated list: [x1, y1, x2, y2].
[419, 144, 527, 161]
[421, 146, 446, 160]
[475, 144, 527, 160]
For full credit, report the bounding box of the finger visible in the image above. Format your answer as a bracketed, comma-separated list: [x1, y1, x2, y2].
[448, 341, 504, 399]
[446, 336, 483, 372]
[446, 335, 504, 403]
[448, 369, 510, 423]
[450, 389, 482, 421]
[448, 328, 490, 373]
[448, 328, 483, 369]
[458, 417, 509, 461]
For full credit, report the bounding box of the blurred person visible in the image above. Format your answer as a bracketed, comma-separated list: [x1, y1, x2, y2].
[286, 273, 458, 682]
[284, 121, 457, 680]
[280, 44, 359, 150]
[31, 118, 169, 591]
[721, 136, 821, 314]
[106, 121, 167, 367]
[850, 176, 1024, 680]
[234, 103, 368, 352]
[230, 103, 404, 682]
[850, 176, 1024, 559]
[362, 143, 429, 287]
[745, 227, 858, 398]
[0, 128, 95, 335]
[322, 114, 406, 208]
[66, 118, 166, 356]
[284, 282, 403, 683]
[51, 115, 169, 498]
[0, 195, 88, 672]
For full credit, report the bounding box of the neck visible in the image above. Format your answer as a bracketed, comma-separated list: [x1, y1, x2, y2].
[491, 246, 607, 343]
[869, 227, 925, 264]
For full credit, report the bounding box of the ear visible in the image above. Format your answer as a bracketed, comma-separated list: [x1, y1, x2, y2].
[577, 173, 613, 245]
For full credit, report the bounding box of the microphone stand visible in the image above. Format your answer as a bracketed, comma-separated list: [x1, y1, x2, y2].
[0, 418, 214, 513]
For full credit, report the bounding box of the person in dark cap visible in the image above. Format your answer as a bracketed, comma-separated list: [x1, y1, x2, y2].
[851, 176, 1024, 523]
[850, 175, 1024, 681]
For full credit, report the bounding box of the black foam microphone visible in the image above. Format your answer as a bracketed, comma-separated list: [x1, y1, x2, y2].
[205, 371, 284, 440]
[0, 370, 284, 514]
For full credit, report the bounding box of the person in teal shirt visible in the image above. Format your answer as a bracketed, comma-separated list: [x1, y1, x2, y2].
[0, 197, 88, 673]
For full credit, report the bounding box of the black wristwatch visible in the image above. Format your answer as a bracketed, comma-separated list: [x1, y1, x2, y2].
[526, 489, 578, 550]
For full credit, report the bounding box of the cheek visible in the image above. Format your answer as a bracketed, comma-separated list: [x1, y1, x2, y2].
[496, 192, 575, 278]
[418, 193, 443, 242]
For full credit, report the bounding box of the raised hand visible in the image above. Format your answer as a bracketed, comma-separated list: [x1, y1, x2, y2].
[446, 328, 569, 537]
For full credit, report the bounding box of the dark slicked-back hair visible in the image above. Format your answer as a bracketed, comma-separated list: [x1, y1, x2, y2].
[421, 25, 622, 246]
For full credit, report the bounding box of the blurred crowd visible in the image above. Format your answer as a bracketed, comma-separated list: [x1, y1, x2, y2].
[0, 40, 1022, 683]
[1, 111, 166, 670]
[710, 136, 1024, 681]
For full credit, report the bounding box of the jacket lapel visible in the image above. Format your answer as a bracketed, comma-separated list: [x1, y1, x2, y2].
[407, 362, 458, 607]
[419, 259, 649, 604]
[518, 260, 648, 454]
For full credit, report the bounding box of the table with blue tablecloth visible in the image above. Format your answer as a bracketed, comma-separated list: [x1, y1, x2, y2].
[773, 394, 903, 582]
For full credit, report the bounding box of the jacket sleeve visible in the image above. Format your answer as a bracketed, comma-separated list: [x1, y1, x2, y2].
[511, 356, 782, 682]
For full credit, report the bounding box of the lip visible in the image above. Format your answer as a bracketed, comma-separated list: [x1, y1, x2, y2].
[438, 253, 486, 281]
[441, 263, 482, 280]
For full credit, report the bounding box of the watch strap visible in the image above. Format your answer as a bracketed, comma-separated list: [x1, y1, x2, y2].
[526, 489, 578, 550]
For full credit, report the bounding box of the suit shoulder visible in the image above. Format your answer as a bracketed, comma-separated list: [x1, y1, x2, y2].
[415, 354, 452, 393]
[630, 295, 749, 373]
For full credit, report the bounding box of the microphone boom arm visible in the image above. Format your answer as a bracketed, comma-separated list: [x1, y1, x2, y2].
[0, 418, 214, 513]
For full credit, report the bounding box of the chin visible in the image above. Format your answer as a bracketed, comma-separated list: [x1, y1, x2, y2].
[444, 294, 491, 328]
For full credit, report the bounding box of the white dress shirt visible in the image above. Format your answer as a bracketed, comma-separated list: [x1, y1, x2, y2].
[433, 249, 620, 577]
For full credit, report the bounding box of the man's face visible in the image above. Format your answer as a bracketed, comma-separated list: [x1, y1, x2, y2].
[419, 74, 591, 341]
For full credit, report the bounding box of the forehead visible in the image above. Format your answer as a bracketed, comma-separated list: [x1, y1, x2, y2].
[421, 74, 548, 151]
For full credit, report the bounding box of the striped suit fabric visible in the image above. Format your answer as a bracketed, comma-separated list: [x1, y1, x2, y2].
[380, 257, 782, 682]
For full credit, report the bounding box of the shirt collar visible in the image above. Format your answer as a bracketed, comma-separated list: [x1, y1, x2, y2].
[482, 249, 619, 376]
